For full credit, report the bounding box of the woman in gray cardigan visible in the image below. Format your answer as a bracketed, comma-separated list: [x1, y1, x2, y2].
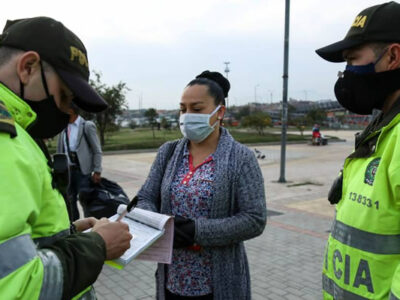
[137, 71, 267, 300]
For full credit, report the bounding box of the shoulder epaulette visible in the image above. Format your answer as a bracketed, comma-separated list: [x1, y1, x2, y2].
[0, 100, 17, 138]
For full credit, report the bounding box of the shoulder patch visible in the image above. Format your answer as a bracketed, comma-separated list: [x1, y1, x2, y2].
[0, 100, 17, 138]
[364, 157, 380, 186]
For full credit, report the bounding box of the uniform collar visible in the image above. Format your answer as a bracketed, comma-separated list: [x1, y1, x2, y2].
[375, 98, 400, 132]
[0, 82, 36, 129]
[350, 96, 400, 159]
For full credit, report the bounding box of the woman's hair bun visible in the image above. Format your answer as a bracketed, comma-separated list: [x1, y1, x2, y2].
[196, 70, 230, 98]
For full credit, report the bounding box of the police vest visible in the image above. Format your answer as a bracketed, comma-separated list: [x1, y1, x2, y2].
[323, 114, 400, 300]
[0, 84, 94, 300]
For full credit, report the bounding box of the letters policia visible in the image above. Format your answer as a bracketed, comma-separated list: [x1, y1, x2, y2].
[316, 2, 400, 299]
[0, 17, 132, 300]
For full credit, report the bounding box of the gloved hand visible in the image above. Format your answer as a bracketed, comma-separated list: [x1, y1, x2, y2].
[328, 172, 343, 205]
[173, 215, 195, 249]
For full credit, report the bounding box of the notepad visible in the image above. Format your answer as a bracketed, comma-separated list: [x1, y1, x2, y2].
[106, 205, 174, 268]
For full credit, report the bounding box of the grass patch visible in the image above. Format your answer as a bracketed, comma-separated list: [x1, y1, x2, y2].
[47, 127, 313, 153]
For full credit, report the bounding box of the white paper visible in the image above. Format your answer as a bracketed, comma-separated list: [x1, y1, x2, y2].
[117, 205, 171, 230]
[136, 217, 174, 264]
[111, 205, 174, 266]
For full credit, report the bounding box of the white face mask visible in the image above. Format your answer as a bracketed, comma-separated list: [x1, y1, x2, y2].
[179, 105, 221, 143]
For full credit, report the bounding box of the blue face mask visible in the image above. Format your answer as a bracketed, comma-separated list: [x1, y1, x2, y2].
[344, 47, 388, 74]
[345, 63, 375, 74]
[179, 105, 221, 143]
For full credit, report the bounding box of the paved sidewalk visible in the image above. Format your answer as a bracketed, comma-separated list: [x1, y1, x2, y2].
[93, 130, 356, 300]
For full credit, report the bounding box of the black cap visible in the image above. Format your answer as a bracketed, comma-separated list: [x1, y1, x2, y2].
[316, 1, 400, 62]
[0, 17, 108, 112]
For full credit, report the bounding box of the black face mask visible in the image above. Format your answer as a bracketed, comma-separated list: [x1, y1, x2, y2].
[22, 62, 70, 139]
[334, 66, 400, 115]
[24, 96, 70, 138]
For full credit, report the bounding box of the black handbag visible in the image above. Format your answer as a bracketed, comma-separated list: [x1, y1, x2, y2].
[79, 177, 129, 218]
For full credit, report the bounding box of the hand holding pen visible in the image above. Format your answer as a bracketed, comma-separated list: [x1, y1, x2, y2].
[116, 195, 139, 222]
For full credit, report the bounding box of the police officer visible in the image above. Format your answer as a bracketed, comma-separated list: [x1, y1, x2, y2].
[0, 17, 132, 299]
[316, 2, 400, 299]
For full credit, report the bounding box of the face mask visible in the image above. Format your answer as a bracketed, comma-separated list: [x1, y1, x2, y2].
[25, 96, 70, 138]
[334, 67, 400, 115]
[22, 62, 70, 139]
[179, 105, 221, 143]
[334, 47, 400, 115]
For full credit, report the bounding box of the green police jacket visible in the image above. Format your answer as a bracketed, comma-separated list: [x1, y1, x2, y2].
[323, 100, 400, 300]
[0, 83, 106, 300]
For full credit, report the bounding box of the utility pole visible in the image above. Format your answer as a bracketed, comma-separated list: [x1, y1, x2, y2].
[224, 61, 230, 79]
[269, 90, 273, 104]
[224, 62, 230, 108]
[278, 0, 291, 183]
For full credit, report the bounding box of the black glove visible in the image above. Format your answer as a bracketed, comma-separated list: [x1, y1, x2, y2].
[173, 215, 195, 249]
[328, 172, 343, 205]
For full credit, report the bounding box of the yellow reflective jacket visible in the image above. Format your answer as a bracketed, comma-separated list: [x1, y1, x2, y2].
[323, 103, 400, 300]
[0, 83, 101, 300]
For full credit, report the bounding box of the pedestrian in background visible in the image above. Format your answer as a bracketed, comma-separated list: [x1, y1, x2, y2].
[57, 103, 103, 220]
[316, 2, 400, 299]
[137, 70, 267, 300]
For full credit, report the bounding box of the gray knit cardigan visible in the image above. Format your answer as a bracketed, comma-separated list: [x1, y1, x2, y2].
[137, 128, 267, 300]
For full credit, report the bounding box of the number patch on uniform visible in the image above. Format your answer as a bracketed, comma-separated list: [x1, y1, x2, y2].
[348, 192, 379, 210]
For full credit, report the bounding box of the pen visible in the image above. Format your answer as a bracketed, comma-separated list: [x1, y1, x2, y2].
[116, 195, 138, 222]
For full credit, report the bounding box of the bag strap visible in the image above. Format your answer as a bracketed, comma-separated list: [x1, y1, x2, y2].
[79, 120, 93, 153]
[162, 140, 179, 172]
[81, 120, 88, 144]
[154, 140, 179, 210]
[230, 143, 238, 216]
[64, 127, 73, 159]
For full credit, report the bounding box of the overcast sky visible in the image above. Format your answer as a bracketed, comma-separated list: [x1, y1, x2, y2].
[0, 0, 386, 109]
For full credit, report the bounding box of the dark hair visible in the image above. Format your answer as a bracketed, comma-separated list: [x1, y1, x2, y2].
[0, 47, 23, 67]
[186, 70, 230, 106]
[368, 42, 392, 57]
[0, 46, 53, 72]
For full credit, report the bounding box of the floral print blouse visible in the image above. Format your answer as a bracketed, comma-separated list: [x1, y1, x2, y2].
[166, 142, 215, 296]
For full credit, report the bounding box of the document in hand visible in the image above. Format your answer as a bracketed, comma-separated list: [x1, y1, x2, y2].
[107, 204, 174, 268]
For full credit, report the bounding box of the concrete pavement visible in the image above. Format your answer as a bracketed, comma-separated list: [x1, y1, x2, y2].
[92, 130, 357, 300]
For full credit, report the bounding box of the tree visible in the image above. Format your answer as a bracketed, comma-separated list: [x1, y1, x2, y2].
[293, 116, 307, 136]
[128, 120, 137, 130]
[86, 71, 129, 146]
[234, 105, 250, 121]
[241, 112, 272, 135]
[287, 104, 297, 125]
[145, 108, 158, 139]
[306, 109, 326, 125]
[160, 117, 171, 130]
